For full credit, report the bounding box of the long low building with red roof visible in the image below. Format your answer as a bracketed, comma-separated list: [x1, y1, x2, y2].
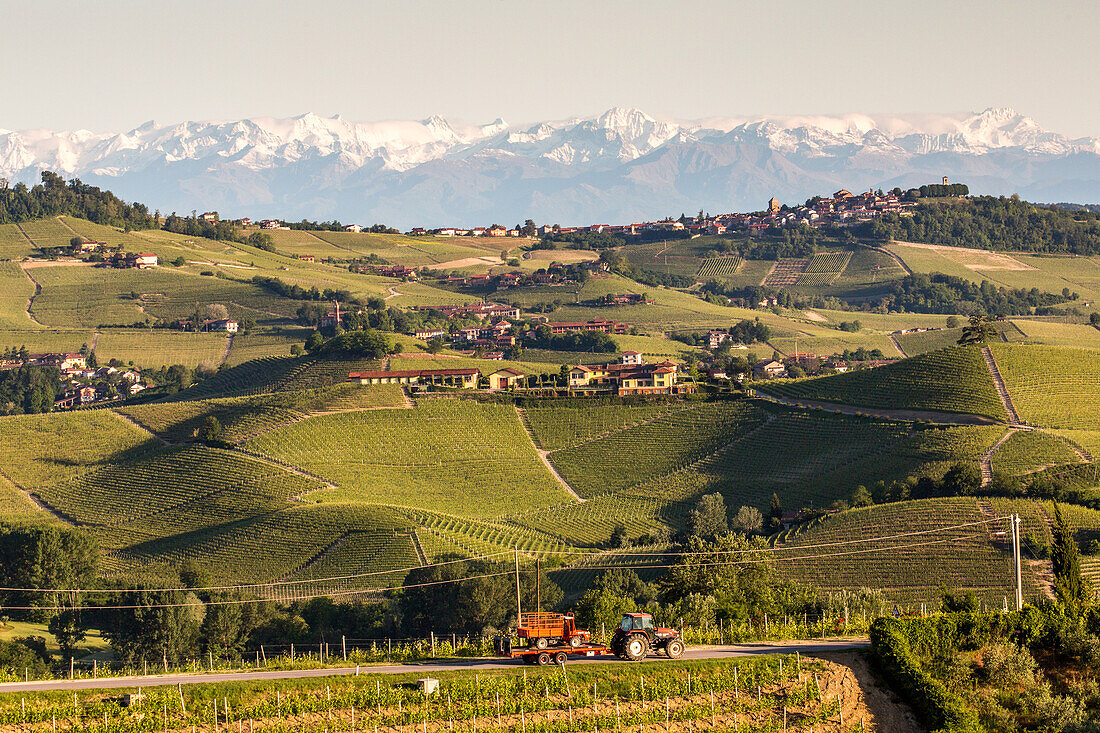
[347, 368, 480, 389]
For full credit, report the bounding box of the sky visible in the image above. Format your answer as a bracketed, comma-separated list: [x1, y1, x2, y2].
[3, 0, 1099, 137]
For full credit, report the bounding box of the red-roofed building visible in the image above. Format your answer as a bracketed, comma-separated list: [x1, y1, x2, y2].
[347, 368, 480, 389]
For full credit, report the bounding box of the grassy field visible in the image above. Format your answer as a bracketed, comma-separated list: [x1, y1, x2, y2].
[223, 326, 313, 366]
[0, 474, 52, 523]
[757, 346, 1008, 420]
[990, 343, 1100, 429]
[1010, 319, 1100, 349]
[248, 399, 572, 517]
[95, 329, 229, 369]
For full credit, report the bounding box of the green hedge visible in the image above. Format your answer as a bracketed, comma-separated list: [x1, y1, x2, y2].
[870, 617, 983, 733]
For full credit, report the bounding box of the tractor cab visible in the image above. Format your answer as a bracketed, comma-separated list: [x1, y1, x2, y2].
[611, 612, 684, 660]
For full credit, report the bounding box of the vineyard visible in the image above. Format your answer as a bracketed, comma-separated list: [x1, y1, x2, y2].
[762, 258, 810, 286]
[247, 400, 573, 518]
[989, 343, 1100, 429]
[696, 255, 743, 278]
[0, 410, 159, 489]
[403, 509, 571, 559]
[773, 498, 1032, 604]
[988, 429, 1085, 475]
[118, 384, 406, 443]
[549, 402, 771, 498]
[523, 402, 697, 451]
[757, 346, 1008, 420]
[104, 502, 417, 586]
[893, 322, 1024, 355]
[0, 656, 859, 733]
[35, 445, 319, 531]
[795, 252, 853, 286]
[0, 222, 35, 258]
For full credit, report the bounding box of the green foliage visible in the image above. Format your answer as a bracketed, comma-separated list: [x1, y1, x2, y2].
[861, 195, 1100, 255]
[958, 314, 997, 345]
[317, 329, 392, 358]
[0, 172, 154, 229]
[688, 492, 728, 539]
[102, 589, 205, 664]
[0, 524, 98, 614]
[870, 616, 983, 733]
[0, 365, 61, 415]
[1052, 503, 1089, 612]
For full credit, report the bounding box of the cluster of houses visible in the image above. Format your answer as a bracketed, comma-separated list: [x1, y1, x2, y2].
[347, 351, 696, 396]
[420, 225, 523, 238]
[69, 239, 159, 268]
[0, 352, 148, 408]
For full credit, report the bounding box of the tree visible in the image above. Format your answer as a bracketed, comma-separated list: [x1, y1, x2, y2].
[849, 485, 874, 508]
[958, 313, 997, 345]
[946, 316, 960, 328]
[941, 462, 982, 496]
[103, 590, 205, 664]
[609, 524, 629, 549]
[689, 493, 728, 539]
[1091, 312, 1100, 327]
[48, 610, 86, 660]
[766, 493, 783, 530]
[1051, 503, 1088, 613]
[731, 506, 763, 534]
[69, 236, 83, 250]
[196, 416, 223, 443]
[305, 331, 325, 353]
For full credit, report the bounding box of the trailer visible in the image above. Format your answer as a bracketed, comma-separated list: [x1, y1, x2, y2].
[516, 612, 591, 649]
[494, 636, 612, 665]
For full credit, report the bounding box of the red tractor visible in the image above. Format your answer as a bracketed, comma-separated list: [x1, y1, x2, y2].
[610, 612, 685, 661]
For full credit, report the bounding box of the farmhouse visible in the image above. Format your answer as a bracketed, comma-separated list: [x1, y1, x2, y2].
[414, 328, 446, 340]
[347, 368, 480, 389]
[297, 254, 316, 263]
[546, 319, 629, 335]
[753, 360, 788, 379]
[567, 353, 695, 396]
[127, 253, 158, 269]
[28, 352, 86, 370]
[344, 224, 363, 233]
[418, 303, 521, 321]
[204, 319, 239, 333]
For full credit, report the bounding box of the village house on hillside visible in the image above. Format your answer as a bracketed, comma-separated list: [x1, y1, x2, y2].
[568, 353, 695, 396]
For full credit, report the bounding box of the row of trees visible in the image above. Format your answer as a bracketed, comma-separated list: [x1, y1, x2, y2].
[0, 172, 155, 229]
[859, 196, 1100, 255]
[883, 273, 1074, 316]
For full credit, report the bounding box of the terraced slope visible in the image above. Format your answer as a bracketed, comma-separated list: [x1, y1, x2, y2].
[774, 498, 1032, 605]
[757, 346, 1008, 421]
[549, 402, 770, 498]
[248, 400, 572, 517]
[989, 343, 1100, 430]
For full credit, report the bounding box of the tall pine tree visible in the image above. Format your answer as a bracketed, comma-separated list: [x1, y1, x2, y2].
[1051, 502, 1089, 613]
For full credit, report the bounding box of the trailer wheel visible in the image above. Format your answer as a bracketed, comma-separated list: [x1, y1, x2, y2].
[569, 635, 584, 648]
[532, 637, 548, 650]
[554, 651, 568, 665]
[623, 634, 648, 661]
[665, 639, 685, 659]
[536, 652, 551, 666]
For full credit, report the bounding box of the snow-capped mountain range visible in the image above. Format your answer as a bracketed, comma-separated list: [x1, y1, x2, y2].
[2, 107, 1098, 227]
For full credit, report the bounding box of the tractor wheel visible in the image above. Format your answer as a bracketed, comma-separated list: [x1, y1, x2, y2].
[536, 652, 551, 666]
[533, 637, 548, 650]
[623, 634, 648, 661]
[554, 651, 568, 665]
[664, 638, 685, 659]
[569, 635, 584, 648]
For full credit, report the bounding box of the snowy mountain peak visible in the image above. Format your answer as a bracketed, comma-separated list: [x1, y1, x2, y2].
[0, 108, 1097, 227]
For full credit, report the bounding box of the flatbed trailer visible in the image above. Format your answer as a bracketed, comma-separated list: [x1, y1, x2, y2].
[495, 638, 613, 665]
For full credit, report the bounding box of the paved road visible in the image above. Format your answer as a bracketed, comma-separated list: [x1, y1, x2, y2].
[0, 639, 868, 693]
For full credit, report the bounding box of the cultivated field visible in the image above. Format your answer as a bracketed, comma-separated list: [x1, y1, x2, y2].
[248, 400, 573, 517]
[758, 346, 1007, 420]
[990, 343, 1100, 429]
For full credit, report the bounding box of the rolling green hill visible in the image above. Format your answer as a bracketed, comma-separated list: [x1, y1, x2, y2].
[757, 346, 1008, 421]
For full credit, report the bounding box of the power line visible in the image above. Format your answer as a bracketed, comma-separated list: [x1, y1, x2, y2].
[0, 518, 1012, 602]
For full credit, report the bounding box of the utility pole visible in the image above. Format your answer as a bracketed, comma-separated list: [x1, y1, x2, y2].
[1013, 514, 1023, 611]
[535, 558, 541, 612]
[514, 548, 522, 622]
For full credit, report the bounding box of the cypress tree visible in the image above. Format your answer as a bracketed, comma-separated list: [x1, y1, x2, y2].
[1051, 502, 1088, 613]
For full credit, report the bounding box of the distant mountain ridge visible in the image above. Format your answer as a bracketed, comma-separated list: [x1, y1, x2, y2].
[2, 107, 1099, 228]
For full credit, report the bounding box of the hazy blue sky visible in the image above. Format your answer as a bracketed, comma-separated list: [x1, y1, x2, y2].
[3, 0, 1098, 135]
